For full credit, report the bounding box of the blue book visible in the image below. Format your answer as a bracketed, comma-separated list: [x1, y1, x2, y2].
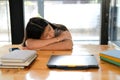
[100, 50, 120, 59]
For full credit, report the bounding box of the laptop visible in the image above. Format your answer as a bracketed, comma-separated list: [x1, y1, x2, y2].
[47, 55, 99, 70]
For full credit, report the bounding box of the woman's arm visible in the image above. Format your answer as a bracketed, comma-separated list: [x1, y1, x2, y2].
[38, 39, 73, 50]
[24, 31, 72, 50]
[25, 37, 59, 50]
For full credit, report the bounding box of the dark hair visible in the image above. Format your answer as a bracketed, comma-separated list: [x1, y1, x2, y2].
[26, 17, 48, 39]
[22, 17, 49, 46]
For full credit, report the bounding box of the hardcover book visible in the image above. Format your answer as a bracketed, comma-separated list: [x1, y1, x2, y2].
[100, 53, 120, 63]
[100, 56, 120, 66]
[100, 50, 120, 58]
[0, 50, 37, 63]
[0, 50, 37, 68]
[100, 49, 120, 66]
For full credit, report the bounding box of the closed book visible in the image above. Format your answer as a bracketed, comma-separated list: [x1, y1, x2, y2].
[100, 56, 120, 66]
[0, 50, 37, 63]
[1, 54, 37, 66]
[0, 50, 37, 68]
[100, 53, 120, 63]
[0, 63, 25, 69]
[100, 49, 120, 60]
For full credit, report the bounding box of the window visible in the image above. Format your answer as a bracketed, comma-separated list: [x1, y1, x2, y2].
[0, 0, 11, 44]
[44, 0, 101, 44]
[0, 0, 107, 45]
[24, 0, 101, 44]
[24, 0, 43, 26]
[109, 0, 120, 46]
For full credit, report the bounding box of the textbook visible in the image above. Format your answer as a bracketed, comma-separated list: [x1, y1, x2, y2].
[1, 55, 37, 66]
[0, 50, 37, 68]
[100, 56, 120, 66]
[100, 53, 120, 63]
[0, 50, 37, 63]
[100, 50, 120, 58]
[100, 49, 120, 66]
[100, 50, 120, 60]
[0, 62, 24, 69]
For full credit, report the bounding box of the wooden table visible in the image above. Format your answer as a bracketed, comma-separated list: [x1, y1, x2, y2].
[0, 44, 120, 80]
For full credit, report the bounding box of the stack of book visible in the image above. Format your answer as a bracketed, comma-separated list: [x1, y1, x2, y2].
[0, 50, 37, 68]
[100, 49, 120, 66]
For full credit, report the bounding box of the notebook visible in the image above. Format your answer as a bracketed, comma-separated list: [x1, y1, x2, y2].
[0, 63, 25, 69]
[0, 50, 37, 68]
[100, 56, 120, 66]
[47, 55, 99, 70]
[1, 54, 37, 66]
[100, 50, 120, 60]
[0, 50, 37, 63]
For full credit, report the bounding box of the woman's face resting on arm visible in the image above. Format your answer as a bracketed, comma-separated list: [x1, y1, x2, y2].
[22, 17, 73, 50]
[40, 24, 55, 40]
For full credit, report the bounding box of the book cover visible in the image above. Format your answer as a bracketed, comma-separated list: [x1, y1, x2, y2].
[0, 64, 24, 69]
[100, 53, 120, 63]
[1, 55, 37, 66]
[0, 50, 37, 63]
[100, 56, 120, 66]
[100, 50, 120, 59]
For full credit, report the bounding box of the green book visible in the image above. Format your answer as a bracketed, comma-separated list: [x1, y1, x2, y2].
[100, 56, 120, 66]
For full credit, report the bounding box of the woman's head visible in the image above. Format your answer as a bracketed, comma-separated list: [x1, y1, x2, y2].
[40, 24, 55, 39]
[26, 17, 49, 39]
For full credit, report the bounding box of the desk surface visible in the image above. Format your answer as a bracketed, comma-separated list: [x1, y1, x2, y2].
[0, 44, 120, 80]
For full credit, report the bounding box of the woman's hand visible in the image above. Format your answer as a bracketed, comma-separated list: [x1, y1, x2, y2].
[57, 31, 72, 41]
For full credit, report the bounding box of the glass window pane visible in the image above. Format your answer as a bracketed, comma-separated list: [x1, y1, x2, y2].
[24, 1, 37, 25]
[0, 0, 11, 45]
[109, 0, 120, 46]
[116, 0, 120, 41]
[24, 0, 43, 26]
[44, 0, 101, 44]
